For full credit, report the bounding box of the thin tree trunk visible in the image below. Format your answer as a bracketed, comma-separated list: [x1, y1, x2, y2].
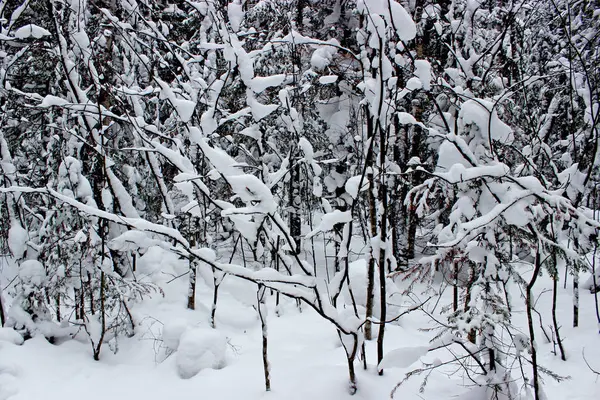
[88, 271, 94, 315]
[464, 263, 476, 344]
[526, 249, 543, 400]
[0, 287, 6, 326]
[187, 261, 197, 310]
[453, 260, 459, 312]
[342, 332, 358, 394]
[289, 162, 301, 255]
[257, 285, 270, 391]
[210, 268, 220, 328]
[464, 265, 476, 343]
[93, 269, 106, 361]
[365, 172, 377, 341]
[552, 272, 566, 360]
[376, 118, 389, 375]
[573, 271, 579, 327]
[592, 241, 600, 330]
[55, 294, 61, 322]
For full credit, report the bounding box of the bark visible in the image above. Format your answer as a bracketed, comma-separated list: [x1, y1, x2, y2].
[365, 170, 377, 341]
[552, 272, 566, 360]
[464, 263, 477, 344]
[592, 241, 600, 329]
[376, 121, 389, 375]
[55, 294, 61, 323]
[526, 249, 543, 400]
[342, 332, 358, 394]
[453, 260, 459, 312]
[0, 287, 5, 326]
[187, 261, 197, 310]
[289, 162, 301, 255]
[257, 286, 270, 391]
[573, 271, 579, 327]
[405, 196, 418, 260]
[210, 269, 220, 328]
[93, 269, 106, 361]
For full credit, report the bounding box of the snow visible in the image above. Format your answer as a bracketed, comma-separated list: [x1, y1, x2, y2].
[13, 24, 51, 39]
[310, 39, 340, 71]
[176, 327, 227, 378]
[356, 0, 416, 41]
[247, 92, 279, 121]
[0, 328, 23, 346]
[108, 230, 164, 252]
[459, 99, 513, 146]
[161, 318, 189, 351]
[1, 3, 600, 400]
[227, 2, 244, 32]
[7, 222, 27, 260]
[224, 174, 278, 214]
[156, 78, 196, 123]
[0, 260, 599, 400]
[307, 210, 353, 238]
[406, 77, 422, 90]
[17, 260, 46, 287]
[378, 345, 429, 370]
[40, 95, 69, 107]
[251, 74, 286, 93]
[319, 75, 338, 85]
[414, 60, 432, 90]
[345, 176, 367, 199]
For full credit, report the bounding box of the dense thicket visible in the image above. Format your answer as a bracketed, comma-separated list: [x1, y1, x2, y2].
[0, 1, 598, 399]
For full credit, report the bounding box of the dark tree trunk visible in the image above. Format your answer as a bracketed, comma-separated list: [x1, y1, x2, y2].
[187, 261, 197, 310]
[376, 123, 389, 375]
[552, 271, 566, 360]
[257, 286, 270, 391]
[526, 249, 543, 400]
[464, 263, 477, 344]
[452, 260, 459, 312]
[365, 170, 377, 341]
[0, 287, 5, 326]
[289, 162, 301, 255]
[573, 271, 579, 328]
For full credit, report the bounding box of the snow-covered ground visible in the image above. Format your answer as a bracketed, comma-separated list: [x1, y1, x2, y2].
[1, 251, 599, 400]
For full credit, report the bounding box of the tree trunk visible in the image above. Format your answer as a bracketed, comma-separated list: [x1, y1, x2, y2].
[187, 261, 197, 310]
[573, 271, 579, 327]
[592, 241, 600, 330]
[526, 249, 542, 400]
[342, 332, 358, 394]
[210, 268, 220, 328]
[93, 269, 107, 361]
[376, 122, 389, 375]
[453, 260, 459, 312]
[464, 263, 476, 344]
[55, 294, 61, 322]
[552, 271, 566, 360]
[0, 287, 6, 326]
[289, 162, 301, 255]
[257, 286, 270, 391]
[365, 171, 377, 341]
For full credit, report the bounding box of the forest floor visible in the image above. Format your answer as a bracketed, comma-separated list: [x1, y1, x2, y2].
[1, 251, 599, 400]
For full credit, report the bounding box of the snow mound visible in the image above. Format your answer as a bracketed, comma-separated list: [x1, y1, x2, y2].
[162, 318, 189, 352]
[176, 327, 227, 379]
[378, 346, 429, 371]
[0, 328, 24, 346]
[8, 222, 27, 260]
[18, 260, 46, 287]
